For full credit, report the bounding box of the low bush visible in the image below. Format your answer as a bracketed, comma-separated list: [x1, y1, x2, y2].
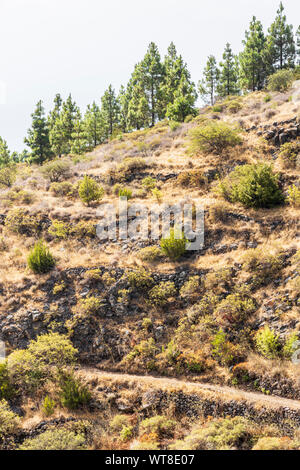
[212, 330, 243, 366]
[50, 181, 76, 197]
[148, 281, 177, 307]
[5, 208, 40, 236]
[171, 417, 252, 450]
[0, 400, 20, 438]
[0, 363, 13, 400]
[58, 372, 91, 410]
[7, 332, 77, 391]
[267, 69, 294, 92]
[27, 240, 55, 274]
[137, 246, 164, 262]
[41, 159, 72, 182]
[218, 163, 284, 208]
[278, 140, 300, 169]
[42, 395, 56, 417]
[160, 228, 188, 260]
[287, 184, 300, 207]
[252, 437, 299, 450]
[126, 268, 153, 290]
[142, 176, 157, 191]
[255, 326, 281, 359]
[78, 175, 104, 206]
[177, 170, 207, 188]
[79, 296, 102, 315]
[242, 248, 284, 285]
[0, 166, 17, 188]
[49, 220, 69, 239]
[214, 293, 256, 326]
[18, 428, 86, 450]
[188, 121, 242, 155]
[140, 416, 176, 438]
[118, 187, 133, 199]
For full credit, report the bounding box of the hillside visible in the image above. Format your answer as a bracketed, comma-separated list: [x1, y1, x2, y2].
[0, 85, 300, 451]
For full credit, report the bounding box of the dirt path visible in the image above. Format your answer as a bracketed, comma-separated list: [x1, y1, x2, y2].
[80, 368, 300, 411]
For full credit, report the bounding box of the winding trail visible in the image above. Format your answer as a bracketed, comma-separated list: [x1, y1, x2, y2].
[80, 368, 300, 411]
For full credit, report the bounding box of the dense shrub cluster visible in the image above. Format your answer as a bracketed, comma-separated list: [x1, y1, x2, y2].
[188, 122, 242, 155]
[218, 163, 284, 208]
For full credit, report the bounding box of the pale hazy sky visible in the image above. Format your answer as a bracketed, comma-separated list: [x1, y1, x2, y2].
[0, 0, 299, 151]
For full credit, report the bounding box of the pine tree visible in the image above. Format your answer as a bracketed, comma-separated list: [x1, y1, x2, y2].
[101, 85, 120, 138]
[127, 64, 151, 130]
[48, 94, 65, 157]
[140, 42, 165, 126]
[166, 74, 197, 122]
[118, 85, 130, 133]
[71, 111, 88, 155]
[0, 137, 11, 167]
[84, 102, 105, 147]
[48, 93, 62, 130]
[60, 94, 79, 153]
[161, 42, 197, 117]
[296, 25, 300, 65]
[25, 100, 53, 164]
[198, 56, 219, 105]
[49, 116, 67, 158]
[265, 2, 295, 71]
[217, 43, 240, 97]
[239, 17, 266, 91]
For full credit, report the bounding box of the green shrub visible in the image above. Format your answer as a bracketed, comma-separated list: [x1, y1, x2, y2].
[41, 159, 71, 182]
[18, 428, 86, 450]
[8, 333, 77, 391]
[70, 221, 96, 239]
[126, 268, 153, 290]
[169, 121, 181, 131]
[151, 188, 163, 202]
[59, 372, 91, 410]
[79, 296, 102, 315]
[283, 332, 299, 360]
[50, 181, 75, 197]
[78, 175, 104, 206]
[214, 293, 256, 326]
[110, 414, 132, 432]
[0, 363, 13, 400]
[188, 121, 242, 155]
[118, 187, 133, 199]
[264, 94, 272, 103]
[140, 416, 176, 438]
[27, 240, 55, 274]
[137, 246, 164, 262]
[242, 248, 284, 285]
[142, 176, 157, 191]
[267, 69, 294, 92]
[287, 184, 300, 207]
[0, 166, 16, 188]
[171, 417, 252, 450]
[255, 326, 281, 359]
[278, 140, 300, 169]
[49, 220, 69, 239]
[148, 281, 177, 307]
[212, 330, 242, 366]
[218, 163, 284, 208]
[160, 228, 188, 260]
[252, 437, 299, 450]
[226, 99, 242, 114]
[0, 400, 20, 438]
[212, 104, 223, 113]
[180, 276, 201, 298]
[42, 395, 56, 417]
[5, 208, 40, 236]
